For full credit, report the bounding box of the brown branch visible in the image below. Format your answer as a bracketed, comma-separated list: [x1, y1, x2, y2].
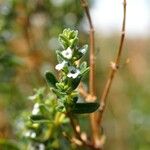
[97, 0, 127, 126]
[80, 0, 95, 97]
[67, 113, 100, 150]
[80, 0, 103, 148]
[78, 83, 96, 102]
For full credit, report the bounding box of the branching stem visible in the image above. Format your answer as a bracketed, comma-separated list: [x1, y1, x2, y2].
[80, 0, 103, 148]
[97, 0, 127, 126]
[80, 0, 95, 97]
[67, 113, 100, 150]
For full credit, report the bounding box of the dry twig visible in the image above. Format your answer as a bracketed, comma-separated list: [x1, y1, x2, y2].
[80, 0, 95, 97]
[97, 0, 127, 126]
[80, 0, 103, 147]
[67, 113, 100, 150]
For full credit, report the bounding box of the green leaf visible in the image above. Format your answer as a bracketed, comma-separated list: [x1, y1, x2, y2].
[45, 72, 58, 87]
[30, 103, 51, 123]
[52, 88, 66, 96]
[0, 139, 20, 150]
[80, 67, 89, 76]
[70, 38, 78, 48]
[69, 30, 78, 39]
[38, 104, 50, 114]
[80, 62, 87, 71]
[73, 45, 88, 60]
[73, 51, 83, 61]
[56, 50, 64, 63]
[59, 35, 70, 48]
[67, 76, 81, 92]
[72, 102, 100, 114]
[29, 87, 45, 101]
[71, 76, 81, 90]
[30, 115, 51, 123]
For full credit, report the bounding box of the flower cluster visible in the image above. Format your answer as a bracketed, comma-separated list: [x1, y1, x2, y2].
[45, 28, 99, 114]
[45, 29, 90, 112]
[55, 29, 88, 79]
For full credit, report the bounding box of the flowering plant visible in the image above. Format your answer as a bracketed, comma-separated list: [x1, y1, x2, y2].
[25, 29, 100, 149]
[45, 28, 99, 114]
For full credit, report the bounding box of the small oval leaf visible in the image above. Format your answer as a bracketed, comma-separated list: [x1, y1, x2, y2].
[30, 115, 51, 123]
[72, 102, 99, 114]
[67, 76, 81, 92]
[45, 72, 58, 87]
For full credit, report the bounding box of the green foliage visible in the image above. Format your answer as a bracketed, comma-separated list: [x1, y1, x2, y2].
[0, 1, 89, 149]
[45, 28, 99, 113]
[24, 29, 99, 149]
[0, 139, 20, 150]
[25, 88, 69, 149]
[45, 72, 58, 88]
[72, 102, 100, 114]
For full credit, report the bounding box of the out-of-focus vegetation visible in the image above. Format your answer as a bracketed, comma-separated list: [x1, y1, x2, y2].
[0, 0, 149, 149]
[0, 0, 86, 149]
[95, 36, 150, 150]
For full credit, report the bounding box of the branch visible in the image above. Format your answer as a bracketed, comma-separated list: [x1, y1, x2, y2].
[80, 0, 95, 97]
[80, 0, 104, 148]
[67, 113, 100, 150]
[97, 0, 127, 126]
[78, 83, 96, 102]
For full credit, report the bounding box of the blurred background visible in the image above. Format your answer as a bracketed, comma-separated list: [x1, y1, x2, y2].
[0, 0, 149, 149]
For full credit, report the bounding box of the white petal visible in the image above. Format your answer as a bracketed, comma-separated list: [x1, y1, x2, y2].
[61, 47, 73, 59]
[55, 61, 66, 70]
[72, 70, 80, 78]
[32, 108, 40, 115]
[39, 144, 45, 150]
[31, 132, 36, 138]
[67, 73, 73, 78]
[32, 103, 40, 115]
[25, 131, 31, 137]
[28, 95, 36, 100]
[34, 103, 39, 108]
[67, 68, 80, 79]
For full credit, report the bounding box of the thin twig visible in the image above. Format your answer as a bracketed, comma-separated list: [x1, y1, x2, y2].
[80, 0, 95, 97]
[67, 113, 100, 150]
[78, 83, 96, 102]
[80, 0, 103, 148]
[97, 0, 127, 126]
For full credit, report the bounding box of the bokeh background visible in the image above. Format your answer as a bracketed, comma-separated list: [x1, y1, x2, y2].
[0, 0, 149, 149]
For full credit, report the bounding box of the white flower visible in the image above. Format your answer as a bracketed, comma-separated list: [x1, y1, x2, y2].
[25, 131, 36, 138]
[61, 47, 73, 59]
[25, 131, 31, 137]
[39, 144, 45, 150]
[67, 66, 80, 79]
[55, 61, 67, 71]
[31, 132, 36, 138]
[28, 95, 36, 101]
[32, 103, 40, 115]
